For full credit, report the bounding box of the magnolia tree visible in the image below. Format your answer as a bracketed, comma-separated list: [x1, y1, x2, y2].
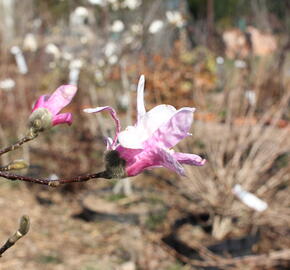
[0, 75, 205, 255]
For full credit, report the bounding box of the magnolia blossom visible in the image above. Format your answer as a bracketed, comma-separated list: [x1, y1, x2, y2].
[166, 11, 185, 28]
[29, 85, 77, 130]
[104, 42, 117, 57]
[23, 33, 38, 52]
[233, 185, 268, 212]
[10, 46, 28, 74]
[121, 0, 141, 9]
[45, 43, 61, 59]
[110, 20, 125, 33]
[88, 0, 106, 5]
[85, 75, 205, 177]
[70, 7, 90, 26]
[0, 78, 15, 91]
[149, 20, 164, 34]
[131, 23, 143, 35]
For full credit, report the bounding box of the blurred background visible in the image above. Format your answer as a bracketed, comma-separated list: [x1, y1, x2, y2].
[0, 0, 290, 269]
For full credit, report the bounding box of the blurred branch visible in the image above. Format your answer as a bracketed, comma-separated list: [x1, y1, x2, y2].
[0, 171, 111, 186]
[0, 132, 38, 156]
[0, 215, 30, 257]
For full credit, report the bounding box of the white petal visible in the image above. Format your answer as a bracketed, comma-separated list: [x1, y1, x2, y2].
[137, 75, 146, 122]
[118, 126, 146, 149]
[83, 107, 107, 113]
[233, 185, 268, 212]
[138, 104, 177, 138]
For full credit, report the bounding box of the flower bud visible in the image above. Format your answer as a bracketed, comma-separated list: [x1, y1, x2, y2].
[104, 150, 127, 179]
[18, 215, 30, 236]
[28, 108, 53, 132]
[8, 159, 28, 170]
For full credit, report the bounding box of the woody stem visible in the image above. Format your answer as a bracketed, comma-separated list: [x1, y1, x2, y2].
[0, 130, 38, 156]
[0, 171, 111, 186]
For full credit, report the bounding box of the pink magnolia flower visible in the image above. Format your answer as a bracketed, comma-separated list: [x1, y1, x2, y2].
[29, 85, 77, 130]
[85, 75, 205, 177]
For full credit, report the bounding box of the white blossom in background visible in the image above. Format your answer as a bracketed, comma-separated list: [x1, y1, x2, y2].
[49, 174, 59, 181]
[104, 42, 117, 57]
[10, 46, 28, 74]
[166, 11, 185, 28]
[124, 35, 134, 45]
[108, 55, 118, 65]
[62, 51, 73, 61]
[234, 59, 247, 68]
[80, 36, 89, 44]
[148, 20, 164, 34]
[0, 0, 15, 45]
[23, 33, 38, 52]
[233, 184, 268, 212]
[130, 23, 143, 35]
[87, 0, 106, 6]
[70, 6, 89, 26]
[113, 178, 132, 196]
[245, 90, 256, 106]
[45, 43, 61, 59]
[118, 93, 130, 109]
[121, 0, 141, 10]
[95, 70, 105, 85]
[216, 56, 224, 65]
[0, 78, 15, 91]
[69, 59, 83, 85]
[110, 20, 125, 33]
[33, 18, 42, 29]
[119, 261, 136, 270]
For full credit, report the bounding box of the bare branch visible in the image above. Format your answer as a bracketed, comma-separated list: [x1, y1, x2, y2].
[0, 171, 111, 186]
[0, 130, 38, 156]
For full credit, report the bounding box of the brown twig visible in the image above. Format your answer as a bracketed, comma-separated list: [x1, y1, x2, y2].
[0, 215, 30, 257]
[0, 171, 111, 186]
[0, 133, 37, 156]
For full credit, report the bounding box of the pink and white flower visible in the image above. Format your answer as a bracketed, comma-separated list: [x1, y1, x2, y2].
[30, 85, 77, 129]
[84, 75, 205, 177]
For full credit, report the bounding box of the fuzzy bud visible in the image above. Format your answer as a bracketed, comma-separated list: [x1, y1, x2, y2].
[18, 215, 30, 236]
[8, 159, 28, 171]
[104, 150, 127, 179]
[28, 108, 53, 132]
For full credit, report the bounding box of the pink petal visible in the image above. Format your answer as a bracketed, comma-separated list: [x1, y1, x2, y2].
[118, 104, 177, 149]
[172, 152, 206, 166]
[116, 145, 143, 166]
[52, 113, 73, 126]
[139, 104, 177, 135]
[116, 146, 149, 176]
[146, 107, 195, 149]
[117, 146, 185, 176]
[32, 95, 49, 112]
[84, 106, 121, 147]
[155, 148, 185, 175]
[44, 85, 77, 115]
[137, 75, 146, 122]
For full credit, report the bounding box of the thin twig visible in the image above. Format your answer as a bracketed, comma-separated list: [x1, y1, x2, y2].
[0, 171, 111, 186]
[0, 216, 30, 257]
[0, 134, 37, 156]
